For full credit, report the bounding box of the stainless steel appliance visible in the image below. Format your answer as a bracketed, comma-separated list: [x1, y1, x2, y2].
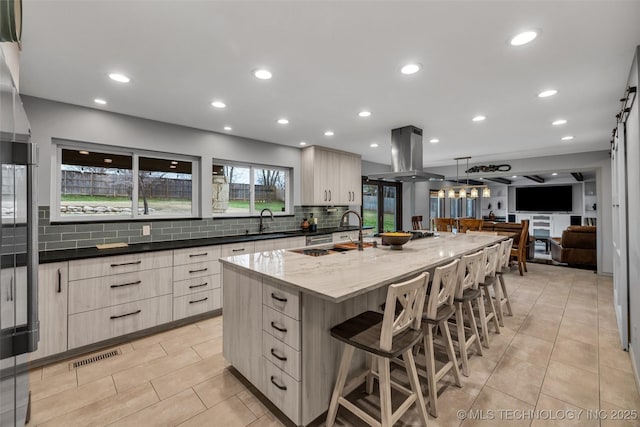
[305, 234, 332, 246]
[0, 48, 38, 426]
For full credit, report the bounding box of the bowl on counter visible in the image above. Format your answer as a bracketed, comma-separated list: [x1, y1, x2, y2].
[379, 232, 412, 250]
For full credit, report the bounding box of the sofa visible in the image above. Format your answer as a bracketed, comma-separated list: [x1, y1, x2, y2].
[550, 226, 596, 268]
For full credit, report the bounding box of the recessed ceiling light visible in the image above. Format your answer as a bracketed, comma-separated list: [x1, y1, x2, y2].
[358, 111, 371, 117]
[223, 126, 232, 131]
[211, 101, 226, 109]
[324, 131, 334, 136]
[400, 63, 421, 75]
[171, 161, 178, 165]
[370, 143, 379, 148]
[429, 138, 440, 143]
[299, 141, 307, 146]
[551, 172, 558, 176]
[472, 115, 486, 122]
[512, 175, 518, 178]
[252, 69, 272, 80]
[104, 158, 113, 164]
[170, 165, 176, 169]
[479, 177, 484, 180]
[78, 150, 89, 155]
[561, 135, 574, 141]
[108, 73, 130, 83]
[277, 118, 289, 125]
[94, 98, 107, 105]
[552, 119, 567, 126]
[510, 30, 538, 46]
[538, 89, 557, 98]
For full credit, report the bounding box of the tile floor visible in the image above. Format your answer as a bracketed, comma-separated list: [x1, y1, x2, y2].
[26, 264, 640, 426]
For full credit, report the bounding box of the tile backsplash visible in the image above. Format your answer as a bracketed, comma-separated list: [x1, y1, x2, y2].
[38, 206, 349, 251]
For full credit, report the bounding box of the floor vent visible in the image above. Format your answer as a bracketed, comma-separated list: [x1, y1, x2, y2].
[69, 348, 122, 370]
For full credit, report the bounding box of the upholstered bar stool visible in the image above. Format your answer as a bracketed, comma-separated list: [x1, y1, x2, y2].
[452, 250, 485, 377]
[326, 272, 430, 427]
[419, 259, 462, 417]
[494, 239, 514, 326]
[477, 244, 502, 347]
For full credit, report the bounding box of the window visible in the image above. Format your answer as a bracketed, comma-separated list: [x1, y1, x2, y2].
[212, 161, 290, 216]
[449, 197, 477, 218]
[361, 179, 402, 233]
[54, 142, 199, 221]
[429, 190, 445, 220]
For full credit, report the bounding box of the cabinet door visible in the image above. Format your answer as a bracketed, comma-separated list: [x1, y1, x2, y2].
[342, 154, 362, 205]
[0, 267, 27, 329]
[29, 262, 68, 360]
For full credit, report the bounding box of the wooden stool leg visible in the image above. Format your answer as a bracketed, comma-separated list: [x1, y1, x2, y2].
[441, 320, 462, 387]
[499, 274, 513, 316]
[404, 349, 429, 426]
[378, 357, 393, 427]
[483, 287, 501, 334]
[465, 300, 483, 356]
[423, 325, 438, 417]
[476, 295, 490, 349]
[455, 303, 470, 377]
[365, 353, 374, 395]
[493, 281, 505, 327]
[326, 345, 355, 427]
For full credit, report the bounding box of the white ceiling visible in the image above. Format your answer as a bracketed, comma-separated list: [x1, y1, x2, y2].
[19, 1, 640, 168]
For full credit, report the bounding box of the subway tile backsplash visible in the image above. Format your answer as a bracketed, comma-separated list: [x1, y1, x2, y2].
[38, 206, 348, 251]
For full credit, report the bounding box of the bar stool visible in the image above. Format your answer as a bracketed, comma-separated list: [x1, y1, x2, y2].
[326, 272, 430, 427]
[477, 244, 502, 348]
[419, 259, 462, 417]
[494, 238, 514, 326]
[452, 250, 485, 377]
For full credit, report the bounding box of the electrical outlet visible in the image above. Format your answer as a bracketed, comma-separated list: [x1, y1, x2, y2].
[142, 225, 151, 236]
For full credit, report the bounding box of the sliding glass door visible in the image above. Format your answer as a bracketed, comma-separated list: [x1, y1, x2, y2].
[362, 179, 402, 233]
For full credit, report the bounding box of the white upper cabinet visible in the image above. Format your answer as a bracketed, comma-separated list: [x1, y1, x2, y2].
[300, 146, 361, 206]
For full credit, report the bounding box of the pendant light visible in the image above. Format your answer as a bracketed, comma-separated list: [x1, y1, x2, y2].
[437, 189, 445, 198]
[440, 156, 492, 198]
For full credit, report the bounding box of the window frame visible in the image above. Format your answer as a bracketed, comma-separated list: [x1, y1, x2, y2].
[212, 159, 292, 217]
[51, 139, 201, 222]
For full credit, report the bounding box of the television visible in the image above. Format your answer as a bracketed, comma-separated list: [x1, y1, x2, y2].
[515, 185, 573, 212]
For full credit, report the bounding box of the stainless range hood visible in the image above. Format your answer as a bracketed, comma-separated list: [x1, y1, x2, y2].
[367, 125, 444, 182]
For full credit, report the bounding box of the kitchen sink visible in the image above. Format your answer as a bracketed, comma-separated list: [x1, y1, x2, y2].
[290, 242, 375, 256]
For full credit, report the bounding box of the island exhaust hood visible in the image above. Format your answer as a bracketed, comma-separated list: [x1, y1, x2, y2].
[367, 125, 444, 182]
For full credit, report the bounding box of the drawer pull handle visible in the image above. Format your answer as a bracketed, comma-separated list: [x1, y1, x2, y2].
[110, 260, 142, 267]
[270, 321, 287, 333]
[189, 297, 209, 304]
[189, 282, 208, 289]
[270, 348, 287, 361]
[110, 309, 141, 320]
[189, 253, 208, 258]
[189, 268, 208, 274]
[270, 376, 287, 391]
[270, 293, 287, 303]
[232, 248, 245, 252]
[111, 280, 142, 288]
[57, 269, 62, 293]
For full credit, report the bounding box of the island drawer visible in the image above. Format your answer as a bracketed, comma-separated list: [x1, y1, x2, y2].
[262, 331, 301, 380]
[219, 242, 256, 258]
[173, 289, 220, 321]
[69, 267, 173, 314]
[263, 306, 300, 351]
[173, 246, 221, 266]
[173, 260, 220, 281]
[263, 282, 300, 320]
[69, 251, 173, 281]
[68, 294, 173, 349]
[173, 274, 220, 297]
[263, 358, 300, 424]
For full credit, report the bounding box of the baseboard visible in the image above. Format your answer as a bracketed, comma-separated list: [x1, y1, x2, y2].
[630, 346, 640, 398]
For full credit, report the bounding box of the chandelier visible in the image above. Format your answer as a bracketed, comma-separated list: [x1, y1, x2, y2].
[437, 157, 491, 199]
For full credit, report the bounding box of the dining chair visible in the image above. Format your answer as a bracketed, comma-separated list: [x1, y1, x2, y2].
[326, 272, 430, 427]
[411, 215, 423, 230]
[434, 218, 455, 232]
[510, 220, 530, 275]
[459, 218, 483, 233]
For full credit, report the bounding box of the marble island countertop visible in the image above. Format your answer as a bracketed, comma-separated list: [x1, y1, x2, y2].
[219, 232, 507, 302]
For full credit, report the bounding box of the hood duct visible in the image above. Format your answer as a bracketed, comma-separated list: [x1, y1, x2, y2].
[367, 125, 444, 182]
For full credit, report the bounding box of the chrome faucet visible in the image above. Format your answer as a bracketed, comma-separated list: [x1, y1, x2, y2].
[259, 208, 274, 233]
[340, 209, 363, 251]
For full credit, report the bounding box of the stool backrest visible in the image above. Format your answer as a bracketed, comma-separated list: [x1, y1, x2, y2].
[411, 215, 423, 230]
[482, 243, 501, 280]
[499, 238, 514, 270]
[425, 259, 459, 319]
[456, 250, 484, 298]
[380, 272, 429, 351]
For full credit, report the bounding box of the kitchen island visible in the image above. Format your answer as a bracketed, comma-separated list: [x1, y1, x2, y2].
[221, 232, 506, 426]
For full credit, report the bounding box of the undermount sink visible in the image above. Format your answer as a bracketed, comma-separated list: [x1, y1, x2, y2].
[289, 242, 375, 256]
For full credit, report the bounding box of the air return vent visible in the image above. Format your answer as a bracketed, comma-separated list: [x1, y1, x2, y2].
[69, 348, 122, 370]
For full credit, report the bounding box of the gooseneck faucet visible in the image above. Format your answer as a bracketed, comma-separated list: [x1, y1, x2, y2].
[340, 209, 363, 251]
[259, 208, 274, 233]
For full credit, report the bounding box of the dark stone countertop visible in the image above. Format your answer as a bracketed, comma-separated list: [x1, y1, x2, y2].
[38, 226, 365, 263]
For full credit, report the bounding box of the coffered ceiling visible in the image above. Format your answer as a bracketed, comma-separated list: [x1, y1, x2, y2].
[18, 1, 640, 167]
